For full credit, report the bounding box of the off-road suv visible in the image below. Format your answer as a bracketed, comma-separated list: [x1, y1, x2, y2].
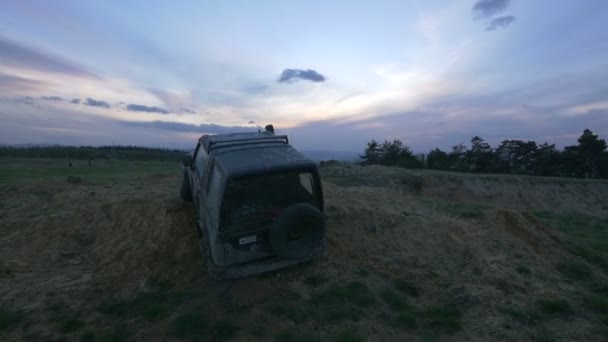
[180, 126, 326, 278]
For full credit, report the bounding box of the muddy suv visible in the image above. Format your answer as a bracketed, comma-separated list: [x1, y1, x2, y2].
[180, 126, 326, 278]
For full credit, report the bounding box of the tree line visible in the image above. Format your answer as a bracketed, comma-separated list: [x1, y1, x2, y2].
[0, 145, 186, 162]
[360, 129, 608, 179]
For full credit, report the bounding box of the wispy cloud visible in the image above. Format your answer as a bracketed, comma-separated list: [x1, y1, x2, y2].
[472, 0, 510, 19]
[277, 69, 326, 83]
[119, 120, 256, 134]
[486, 16, 515, 31]
[0, 73, 49, 93]
[126, 103, 169, 114]
[0, 34, 98, 78]
[179, 108, 197, 114]
[9, 96, 35, 105]
[84, 98, 110, 109]
[41, 96, 64, 101]
[70, 98, 80, 104]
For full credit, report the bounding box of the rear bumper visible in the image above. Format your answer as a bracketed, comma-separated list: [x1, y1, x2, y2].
[206, 239, 327, 279]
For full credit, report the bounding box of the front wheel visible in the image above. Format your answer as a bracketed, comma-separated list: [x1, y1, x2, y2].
[180, 172, 193, 202]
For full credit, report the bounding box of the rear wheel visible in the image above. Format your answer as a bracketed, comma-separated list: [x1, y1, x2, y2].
[180, 172, 193, 202]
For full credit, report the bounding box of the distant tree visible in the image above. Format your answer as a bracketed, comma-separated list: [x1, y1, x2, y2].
[427, 148, 450, 170]
[533, 143, 561, 177]
[598, 152, 608, 179]
[360, 139, 421, 168]
[496, 140, 537, 174]
[576, 129, 607, 178]
[397, 145, 424, 168]
[356, 129, 608, 179]
[466, 136, 495, 172]
[448, 142, 468, 172]
[360, 140, 381, 165]
[379, 139, 404, 166]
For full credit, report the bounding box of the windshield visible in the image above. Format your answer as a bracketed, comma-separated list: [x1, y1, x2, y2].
[221, 171, 317, 232]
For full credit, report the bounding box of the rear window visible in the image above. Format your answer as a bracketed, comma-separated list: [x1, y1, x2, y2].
[221, 171, 317, 233]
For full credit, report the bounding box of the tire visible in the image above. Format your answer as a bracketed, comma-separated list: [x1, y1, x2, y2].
[180, 172, 193, 202]
[269, 203, 325, 259]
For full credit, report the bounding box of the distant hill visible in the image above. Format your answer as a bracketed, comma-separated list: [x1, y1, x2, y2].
[301, 150, 359, 162]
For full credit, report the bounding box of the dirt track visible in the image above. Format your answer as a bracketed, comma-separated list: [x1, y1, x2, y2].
[1, 166, 608, 341]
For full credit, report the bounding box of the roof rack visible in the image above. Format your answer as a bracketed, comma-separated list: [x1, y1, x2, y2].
[202, 134, 289, 152]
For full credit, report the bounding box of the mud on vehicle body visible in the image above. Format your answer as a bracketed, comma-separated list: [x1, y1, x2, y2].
[181, 126, 327, 278]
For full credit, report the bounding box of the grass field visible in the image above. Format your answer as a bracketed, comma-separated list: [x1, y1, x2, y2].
[0, 158, 178, 184]
[1, 158, 608, 341]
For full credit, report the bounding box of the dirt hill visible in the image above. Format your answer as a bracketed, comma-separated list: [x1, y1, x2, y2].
[1, 164, 607, 341]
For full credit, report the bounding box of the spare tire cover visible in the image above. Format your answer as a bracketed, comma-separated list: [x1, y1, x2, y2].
[269, 203, 325, 259]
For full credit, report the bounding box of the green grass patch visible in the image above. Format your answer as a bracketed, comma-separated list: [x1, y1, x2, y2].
[537, 298, 572, 315]
[59, 318, 86, 333]
[355, 268, 369, 277]
[167, 312, 208, 340]
[0, 157, 178, 184]
[394, 311, 417, 330]
[0, 308, 22, 330]
[587, 294, 608, 314]
[424, 199, 486, 219]
[418, 306, 462, 332]
[393, 279, 419, 297]
[80, 331, 96, 342]
[310, 281, 376, 322]
[268, 302, 311, 323]
[333, 328, 365, 342]
[97, 299, 129, 318]
[249, 325, 267, 337]
[516, 265, 531, 276]
[46, 301, 70, 322]
[97, 287, 181, 321]
[98, 325, 131, 342]
[274, 330, 324, 342]
[534, 212, 608, 271]
[210, 320, 239, 340]
[500, 306, 538, 324]
[557, 260, 593, 281]
[601, 327, 608, 339]
[379, 288, 409, 311]
[399, 175, 424, 194]
[304, 274, 329, 287]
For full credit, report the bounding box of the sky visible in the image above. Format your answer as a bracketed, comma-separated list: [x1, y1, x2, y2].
[1, 0, 607, 153]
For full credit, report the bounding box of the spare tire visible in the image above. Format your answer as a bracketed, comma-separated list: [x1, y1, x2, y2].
[269, 203, 325, 259]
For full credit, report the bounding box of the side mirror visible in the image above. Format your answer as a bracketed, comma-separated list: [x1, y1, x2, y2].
[182, 155, 193, 167]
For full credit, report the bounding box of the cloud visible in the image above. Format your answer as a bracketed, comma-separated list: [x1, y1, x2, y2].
[84, 98, 110, 109]
[41, 96, 64, 101]
[485, 16, 516, 31]
[147, 88, 193, 111]
[0, 34, 98, 78]
[126, 103, 169, 114]
[277, 69, 326, 83]
[70, 98, 80, 104]
[472, 0, 510, 19]
[179, 108, 197, 114]
[119, 120, 257, 134]
[248, 120, 256, 124]
[0, 73, 49, 93]
[10, 96, 35, 105]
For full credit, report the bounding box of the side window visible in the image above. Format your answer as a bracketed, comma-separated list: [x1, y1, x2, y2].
[299, 173, 314, 195]
[195, 149, 208, 178]
[207, 164, 223, 212]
